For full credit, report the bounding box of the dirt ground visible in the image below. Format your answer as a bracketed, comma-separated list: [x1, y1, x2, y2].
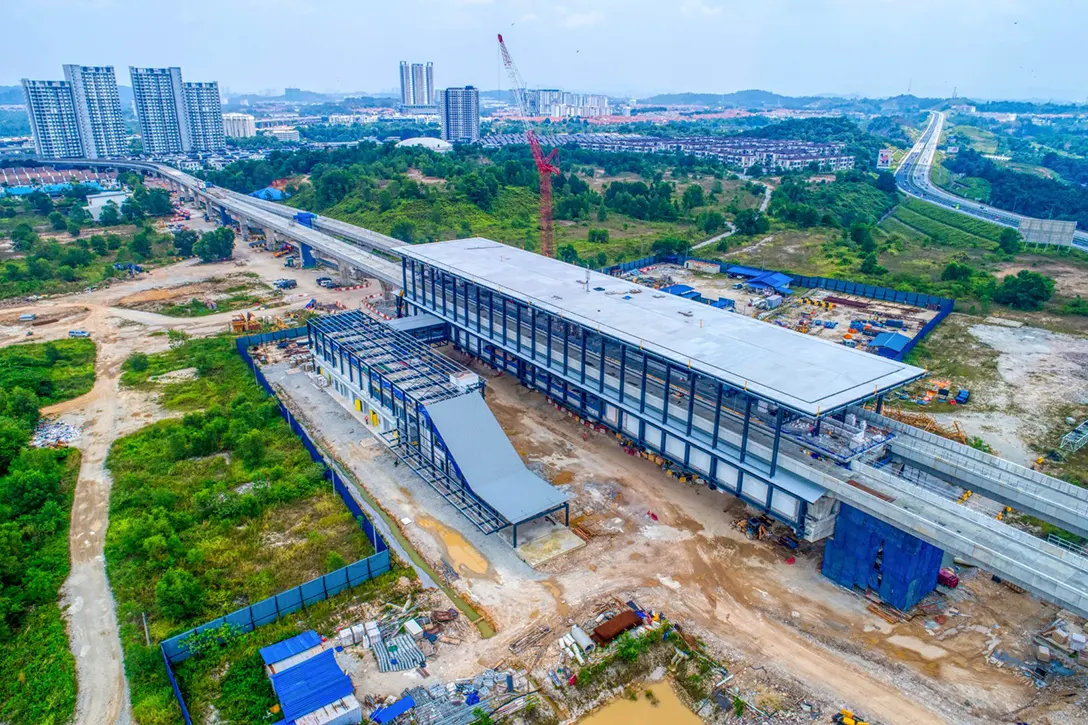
[0, 220, 386, 725]
[115, 273, 279, 314]
[995, 259, 1088, 298]
[922, 315, 1088, 464]
[263, 347, 1086, 725]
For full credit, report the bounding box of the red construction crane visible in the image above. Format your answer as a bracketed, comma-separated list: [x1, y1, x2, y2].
[497, 34, 560, 258]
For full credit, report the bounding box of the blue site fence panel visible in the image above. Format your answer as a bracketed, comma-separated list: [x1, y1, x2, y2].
[160, 549, 392, 664]
[599, 254, 954, 362]
[162, 650, 194, 725]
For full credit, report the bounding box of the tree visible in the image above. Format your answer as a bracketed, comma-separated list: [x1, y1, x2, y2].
[390, 220, 416, 243]
[941, 261, 975, 282]
[66, 221, 82, 238]
[0, 419, 29, 475]
[875, 171, 898, 194]
[144, 188, 174, 216]
[121, 197, 144, 222]
[556, 244, 580, 263]
[849, 223, 876, 253]
[860, 252, 884, 275]
[172, 229, 198, 257]
[596, 205, 608, 222]
[98, 200, 121, 226]
[651, 235, 691, 256]
[314, 168, 354, 208]
[587, 228, 609, 244]
[28, 191, 53, 215]
[998, 227, 1022, 255]
[994, 270, 1054, 310]
[129, 227, 154, 258]
[733, 209, 770, 236]
[48, 211, 67, 231]
[193, 227, 235, 262]
[682, 183, 704, 210]
[235, 430, 264, 468]
[10, 223, 38, 252]
[697, 210, 726, 235]
[126, 351, 149, 372]
[67, 204, 88, 224]
[155, 568, 205, 621]
[746, 162, 763, 177]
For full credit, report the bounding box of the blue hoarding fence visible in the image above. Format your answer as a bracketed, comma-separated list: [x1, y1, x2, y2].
[159, 327, 394, 719]
[598, 254, 954, 361]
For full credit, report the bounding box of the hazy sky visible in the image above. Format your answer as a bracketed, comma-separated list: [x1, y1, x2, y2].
[3, 0, 1085, 101]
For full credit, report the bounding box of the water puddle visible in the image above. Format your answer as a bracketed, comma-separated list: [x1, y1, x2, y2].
[416, 515, 493, 579]
[578, 682, 701, 724]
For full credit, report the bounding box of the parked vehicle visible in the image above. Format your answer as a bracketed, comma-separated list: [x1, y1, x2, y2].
[68, 330, 91, 338]
[273, 279, 297, 290]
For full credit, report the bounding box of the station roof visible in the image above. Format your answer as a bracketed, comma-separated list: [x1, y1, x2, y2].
[401, 239, 926, 416]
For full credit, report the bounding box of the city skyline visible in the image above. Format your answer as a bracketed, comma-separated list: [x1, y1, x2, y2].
[2, 0, 1086, 102]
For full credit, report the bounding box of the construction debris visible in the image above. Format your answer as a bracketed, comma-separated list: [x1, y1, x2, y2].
[31, 419, 80, 448]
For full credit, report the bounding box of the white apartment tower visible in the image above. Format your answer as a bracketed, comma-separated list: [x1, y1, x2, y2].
[21, 80, 84, 159]
[129, 67, 224, 154]
[222, 112, 257, 138]
[130, 67, 190, 154]
[399, 61, 435, 107]
[184, 82, 225, 152]
[22, 66, 126, 159]
[438, 86, 480, 143]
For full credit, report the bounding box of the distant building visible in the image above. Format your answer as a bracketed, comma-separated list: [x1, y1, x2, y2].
[268, 126, 300, 142]
[130, 67, 190, 154]
[21, 80, 84, 158]
[21, 65, 126, 159]
[83, 190, 129, 221]
[130, 67, 224, 154]
[438, 86, 479, 143]
[184, 82, 225, 152]
[395, 136, 453, 153]
[526, 89, 611, 118]
[62, 65, 126, 159]
[223, 112, 256, 138]
[399, 61, 435, 107]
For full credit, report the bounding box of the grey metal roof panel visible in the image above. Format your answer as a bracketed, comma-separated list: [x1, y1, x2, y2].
[424, 393, 567, 524]
[385, 312, 445, 333]
[401, 239, 926, 416]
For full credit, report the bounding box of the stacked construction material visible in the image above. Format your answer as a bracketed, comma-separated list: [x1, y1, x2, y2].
[821, 503, 944, 612]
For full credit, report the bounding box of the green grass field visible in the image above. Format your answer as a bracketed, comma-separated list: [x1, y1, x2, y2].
[0, 338, 96, 404]
[109, 337, 378, 725]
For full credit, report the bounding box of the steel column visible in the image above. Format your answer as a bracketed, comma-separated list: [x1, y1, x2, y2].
[740, 396, 753, 463]
[770, 407, 784, 476]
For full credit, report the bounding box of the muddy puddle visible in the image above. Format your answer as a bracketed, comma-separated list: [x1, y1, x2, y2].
[578, 682, 701, 724]
[416, 515, 494, 579]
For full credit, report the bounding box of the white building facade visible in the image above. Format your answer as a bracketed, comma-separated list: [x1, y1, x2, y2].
[21, 80, 84, 159]
[62, 65, 126, 158]
[438, 86, 479, 143]
[223, 112, 257, 138]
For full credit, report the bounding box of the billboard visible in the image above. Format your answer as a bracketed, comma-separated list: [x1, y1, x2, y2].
[1018, 218, 1077, 247]
[877, 148, 894, 169]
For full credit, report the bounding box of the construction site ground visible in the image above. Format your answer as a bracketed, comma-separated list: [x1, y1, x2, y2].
[259, 344, 1086, 725]
[633, 263, 940, 346]
[114, 272, 283, 316]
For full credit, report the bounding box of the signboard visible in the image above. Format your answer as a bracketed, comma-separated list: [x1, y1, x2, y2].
[1018, 218, 1077, 247]
[877, 149, 894, 169]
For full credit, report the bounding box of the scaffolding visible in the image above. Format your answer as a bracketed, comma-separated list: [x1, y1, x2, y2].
[1060, 419, 1088, 454]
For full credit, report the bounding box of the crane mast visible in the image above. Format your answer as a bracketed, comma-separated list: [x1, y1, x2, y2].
[497, 34, 560, 258]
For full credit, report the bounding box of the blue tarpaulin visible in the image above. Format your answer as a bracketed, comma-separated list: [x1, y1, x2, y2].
[250, 186, 287, 201]
[271, 648, 354, 723]
[260, 630, 323, 666]
[370, 695, 416, 723]
[725, 265, 764, 277]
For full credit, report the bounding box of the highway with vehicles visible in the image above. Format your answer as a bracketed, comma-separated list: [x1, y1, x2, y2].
[897, 112, 1088, 249]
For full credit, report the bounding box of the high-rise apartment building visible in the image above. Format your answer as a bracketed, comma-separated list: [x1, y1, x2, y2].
[223, 112, 257, 138]
[21, 80, 84, 159]
[129, 67, 224, 154]
[130, 67, 190, 154]
[183, 82, 224, 152]
[62, 65, 126, 158]
[399, 61, 435, 107]
[438, 86, 480, 143]
[526, 89, 611, 118]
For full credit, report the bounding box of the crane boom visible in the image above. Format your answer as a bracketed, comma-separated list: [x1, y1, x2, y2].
[497, 33, 559, 258]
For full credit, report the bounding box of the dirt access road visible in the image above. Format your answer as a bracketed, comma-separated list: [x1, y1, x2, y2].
[266, 350, 1074, 725]
[3, 239, 378, 725]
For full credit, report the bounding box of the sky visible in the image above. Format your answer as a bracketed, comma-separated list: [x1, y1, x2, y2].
[3, 0, 1086, 101]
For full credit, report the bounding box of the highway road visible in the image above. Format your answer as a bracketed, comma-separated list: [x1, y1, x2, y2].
[896, 112, 1088, 249]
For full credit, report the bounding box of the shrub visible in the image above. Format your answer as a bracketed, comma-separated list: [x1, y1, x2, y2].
[155, 568, 205, 622]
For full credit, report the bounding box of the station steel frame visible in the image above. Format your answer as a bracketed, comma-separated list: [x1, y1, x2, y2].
[400, 256, 896, 531]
